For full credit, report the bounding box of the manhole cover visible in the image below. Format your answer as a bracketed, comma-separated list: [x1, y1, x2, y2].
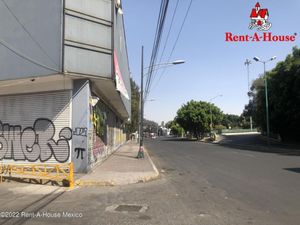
[106, 204, 148, 213]
[115, 205, 142, 212]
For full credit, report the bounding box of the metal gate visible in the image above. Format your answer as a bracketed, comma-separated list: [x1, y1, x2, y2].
[0, 91, 72, 164]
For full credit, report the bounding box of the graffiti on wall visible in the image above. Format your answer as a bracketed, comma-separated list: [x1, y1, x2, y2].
[74, 148, 86, 159]
[92, 129, 106, 161]
[0, 118, 72, 163]
[73, 127, 87, 137]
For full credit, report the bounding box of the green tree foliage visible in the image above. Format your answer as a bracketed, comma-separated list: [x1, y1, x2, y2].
[222, 114, 241, 129]
[165, 121, 172, 129]
[244, 47, 300, 141]
[126, 78, 140, 133]
[166, 120, 184, 137]
[143, 119, 158, 133]
[176, 100, 223, 139]
[242, 77, 264, 129]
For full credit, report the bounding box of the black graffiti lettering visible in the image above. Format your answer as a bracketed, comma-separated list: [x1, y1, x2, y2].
[21, 127, 40, 162]
[1, 124, 25, 160]
[73, 127, 87, 137]
[60, 127, 73, 140]
[11, 126, 25, 160]
[75, 148, 86, 159]
[0, 136, 8, 160]
[3, 124, 11, 159]
[0, 118, 72, 163]
[33, 119, 56, 162]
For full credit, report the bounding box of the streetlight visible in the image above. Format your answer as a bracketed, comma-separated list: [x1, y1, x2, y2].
[209, 94, 222, 133]
[253, 56, 276, 145]
[137, 46, 185, 159]
[143, 60, 185, 70]
[244, 59, 253, 131]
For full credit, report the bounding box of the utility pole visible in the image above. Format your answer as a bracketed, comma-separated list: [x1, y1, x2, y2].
[244, 59, 253, 131]
[137, 46, 145, 158]
[136, 47, 185, 158]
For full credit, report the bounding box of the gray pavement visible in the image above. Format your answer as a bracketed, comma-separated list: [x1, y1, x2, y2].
[75, 141, 159, 186]
[145, 136, 300, 225]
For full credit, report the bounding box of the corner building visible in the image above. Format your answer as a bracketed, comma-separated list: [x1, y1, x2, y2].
[0, 0, 131, 172]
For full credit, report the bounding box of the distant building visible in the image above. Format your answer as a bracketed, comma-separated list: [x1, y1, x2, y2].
[158, 126, 170, 136]
[0, 0, 131, 173]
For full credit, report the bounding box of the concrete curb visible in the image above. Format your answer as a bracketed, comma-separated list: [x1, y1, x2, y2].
[144, 147, 160, 176]
[75, 180, 115, 187]
[222, 132, 260, 136]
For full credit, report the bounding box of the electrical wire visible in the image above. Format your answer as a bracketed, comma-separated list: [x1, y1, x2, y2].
[149, 0, 193, 94]
[144, 0, 170, 101]
[145, 0, 169, 93]
[156, 0, 180, 74]
[148, 0, 180, 96]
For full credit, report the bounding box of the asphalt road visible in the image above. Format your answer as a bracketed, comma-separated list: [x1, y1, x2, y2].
[145, 135, 300, 225]
[1, 135, 300, 225]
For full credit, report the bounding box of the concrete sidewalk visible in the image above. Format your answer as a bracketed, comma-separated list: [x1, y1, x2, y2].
[75, 141, 159, 186]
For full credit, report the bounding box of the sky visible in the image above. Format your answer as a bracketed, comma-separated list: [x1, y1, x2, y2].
[123, 0, 300, 124]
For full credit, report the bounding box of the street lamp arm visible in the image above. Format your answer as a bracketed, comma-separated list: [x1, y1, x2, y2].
[143, 60, 185, 70]
[253, 56, 276, 63]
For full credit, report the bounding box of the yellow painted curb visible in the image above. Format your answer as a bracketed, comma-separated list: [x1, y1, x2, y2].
[75, 179, 115, 187]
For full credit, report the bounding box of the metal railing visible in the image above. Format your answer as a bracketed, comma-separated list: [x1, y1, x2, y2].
[0, 163, 74, 189]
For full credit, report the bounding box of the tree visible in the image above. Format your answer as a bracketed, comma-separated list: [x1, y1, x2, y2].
[126, 78, 140, 134]
[244, 47, 300, 141]
[143, 119, 158, 133]
[166, 120, 184, 137]
[176, 100, 223, 139]
[222, 114, 241, 129]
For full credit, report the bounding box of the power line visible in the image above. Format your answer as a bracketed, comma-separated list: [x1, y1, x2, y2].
[167, 0, 193, 62]
[157, 0, 180, 68]
[1, 0, 59, 68]
[144, 0, 170, 100]
[149, 0, 193, 94]
[145, 0, 169, 99]
[150, 0, 180, 90]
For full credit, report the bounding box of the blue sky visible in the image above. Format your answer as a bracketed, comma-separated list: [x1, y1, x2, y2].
[123, 0, 300, 124]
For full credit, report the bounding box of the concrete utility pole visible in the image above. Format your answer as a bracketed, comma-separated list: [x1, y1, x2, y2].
[244, 59, 253, 131]
[137, 46, 145, 159]
[136, 46, 185, 159]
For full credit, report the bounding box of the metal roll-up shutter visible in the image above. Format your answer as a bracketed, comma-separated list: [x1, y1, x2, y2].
[0, 91, 72, 164]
